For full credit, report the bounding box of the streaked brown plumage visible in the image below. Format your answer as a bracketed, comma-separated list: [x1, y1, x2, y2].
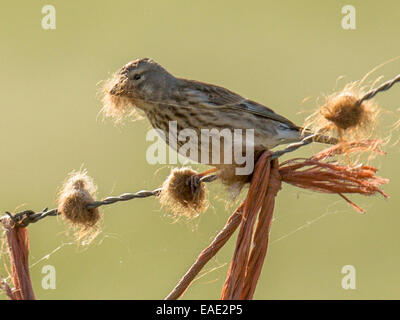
[106, 57, 336, 167]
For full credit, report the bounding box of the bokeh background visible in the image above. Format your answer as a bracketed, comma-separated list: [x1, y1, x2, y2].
[1, 0, 400, 299]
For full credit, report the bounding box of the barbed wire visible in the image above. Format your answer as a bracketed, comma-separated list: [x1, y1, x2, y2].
[1, 74, 399, 229]
[2, 209, 59, 227]
[273, 74, 400, 160]
[0, 175, 217, 228]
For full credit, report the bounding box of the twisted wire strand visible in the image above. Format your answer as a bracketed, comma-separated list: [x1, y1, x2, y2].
[87, 189, 162, 209]
[358, 74, 400, 104]
[271, 134, 315, 159]
[0, 175, 217, 228]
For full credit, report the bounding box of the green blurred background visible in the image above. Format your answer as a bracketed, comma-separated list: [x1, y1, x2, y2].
[1, 0, 400, 299]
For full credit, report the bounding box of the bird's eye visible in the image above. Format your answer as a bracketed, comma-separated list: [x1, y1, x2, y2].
[133, 74, 141, 81]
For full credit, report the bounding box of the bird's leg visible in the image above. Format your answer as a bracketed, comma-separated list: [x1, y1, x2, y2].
[186, 168, 219, 195]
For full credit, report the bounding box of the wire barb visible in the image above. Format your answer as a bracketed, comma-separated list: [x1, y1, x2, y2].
[2, 208, 59, 228]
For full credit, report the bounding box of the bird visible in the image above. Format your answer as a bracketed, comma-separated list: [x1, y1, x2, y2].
[105, 57, 336, 180]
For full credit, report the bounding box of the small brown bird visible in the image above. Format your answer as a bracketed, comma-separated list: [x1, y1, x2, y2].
[105, 58, 336, 173]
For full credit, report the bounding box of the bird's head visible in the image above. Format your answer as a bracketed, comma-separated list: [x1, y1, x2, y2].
[101, 57, 175, 121]
[107, 57, 173, 102]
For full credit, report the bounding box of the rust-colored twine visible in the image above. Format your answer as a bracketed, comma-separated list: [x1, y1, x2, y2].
[241, 159, 281, 299]
[165, 202, 244, 300]
[167, 140, 387, 300]
[221, 151, 274, 299]
[1, 217, 35, 300]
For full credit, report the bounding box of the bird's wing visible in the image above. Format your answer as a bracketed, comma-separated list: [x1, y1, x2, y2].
[181, 80, 299, 130]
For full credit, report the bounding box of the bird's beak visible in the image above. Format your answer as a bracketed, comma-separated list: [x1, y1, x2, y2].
[109, 84, 118, 95]
[108, 74, 129, 96]
[109, 82, 124, 96]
